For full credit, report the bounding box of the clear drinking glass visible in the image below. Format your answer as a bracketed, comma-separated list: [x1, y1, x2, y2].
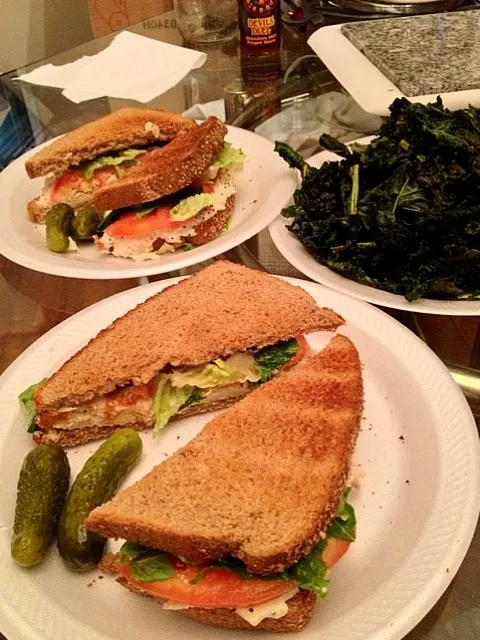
[174, 0, 238, 43]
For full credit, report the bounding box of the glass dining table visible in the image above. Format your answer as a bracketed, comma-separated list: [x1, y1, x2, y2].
[0, 7, 479, 640]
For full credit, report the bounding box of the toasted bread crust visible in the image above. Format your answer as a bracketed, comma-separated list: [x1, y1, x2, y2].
[86, 336, 363, 574]
[25, 108, 197, 178]
[92, 117, 227, 212]
[32, 395, 247, 448]
[178, 590, 316, 632]
[190, 195, 235, 246]
[35, 261, 344, 412]
[100, 553, 316, 632]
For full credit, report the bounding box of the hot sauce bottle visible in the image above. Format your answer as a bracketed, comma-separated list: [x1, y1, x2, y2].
[239, 0, 281, 51]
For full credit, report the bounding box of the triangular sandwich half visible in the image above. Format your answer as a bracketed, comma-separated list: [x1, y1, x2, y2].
[25, 261, 344, 447]
[85, 335, 363, 632]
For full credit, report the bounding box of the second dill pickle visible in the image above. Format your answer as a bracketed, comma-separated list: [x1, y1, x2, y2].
[46, 203, 74, 253]
[72, 205, 101, 240]
[11, 445, 70, 567]
[57, 428, 142, 571]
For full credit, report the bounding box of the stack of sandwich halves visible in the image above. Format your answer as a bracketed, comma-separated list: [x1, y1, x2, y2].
[26, 109, 245, 259]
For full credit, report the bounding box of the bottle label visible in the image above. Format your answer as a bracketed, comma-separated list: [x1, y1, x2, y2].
[241, 0, 278, 46]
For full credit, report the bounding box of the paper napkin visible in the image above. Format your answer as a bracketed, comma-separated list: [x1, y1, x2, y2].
[16, 31, 207, 104]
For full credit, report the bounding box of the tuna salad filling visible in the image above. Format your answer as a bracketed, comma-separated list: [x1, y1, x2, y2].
[24, 337, 307, 436]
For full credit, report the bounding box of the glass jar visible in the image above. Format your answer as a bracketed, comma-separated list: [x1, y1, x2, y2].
[174, 0, 238, 43]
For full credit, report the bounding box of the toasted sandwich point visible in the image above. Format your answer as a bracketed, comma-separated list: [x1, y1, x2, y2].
[26, 108, 197, 223]
[85, 335, 363, 632]
[25, 262, 344, 447]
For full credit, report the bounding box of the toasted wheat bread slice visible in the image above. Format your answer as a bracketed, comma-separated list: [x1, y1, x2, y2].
[25, 108, 197, 178]
[178, 590, 316, 633]
[85, 336, 362, 573]
[100, 553, 316, 632]
[190, 195, 235, 246]
[35, 261, 344, 412]
[92, 117, 227, 212]
[33, 394, 245, 448]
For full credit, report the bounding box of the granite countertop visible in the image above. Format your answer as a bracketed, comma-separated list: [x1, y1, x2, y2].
[341, 10, 480, 97]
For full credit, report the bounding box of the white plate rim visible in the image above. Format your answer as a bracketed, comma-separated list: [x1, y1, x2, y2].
[308, 24, 480, 117]
[0, 126, 296, 280]
[0, 275, 479, 640]
[269, 137, 480, 315]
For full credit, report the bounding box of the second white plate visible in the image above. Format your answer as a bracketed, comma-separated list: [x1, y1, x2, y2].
[0, 125, 296, 279]
[270, 139, 480, 315]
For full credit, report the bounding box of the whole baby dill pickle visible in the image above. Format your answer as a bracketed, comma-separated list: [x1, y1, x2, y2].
[72, 205, 101, 240]
[12, 444, 70, 567]
[57, 428, 142, 571]
[46, 203, 74, 253]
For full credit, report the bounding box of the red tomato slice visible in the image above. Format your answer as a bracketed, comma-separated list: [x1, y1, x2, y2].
[322, 538, 350, 569]
[120, 565, 296, 608]
[106, 207, 183, 238]
[50, 167, 117, 203]
[50, 170, 88, 203]
[202, 182, 215, 194]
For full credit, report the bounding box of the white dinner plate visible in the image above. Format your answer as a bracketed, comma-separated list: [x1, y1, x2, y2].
[0, 126, 296, 279]
[0, 276, 479, 640]
[270, 137, 480, 315]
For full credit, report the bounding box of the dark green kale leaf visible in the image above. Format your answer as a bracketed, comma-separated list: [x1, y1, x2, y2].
[274, 141, 310, 177]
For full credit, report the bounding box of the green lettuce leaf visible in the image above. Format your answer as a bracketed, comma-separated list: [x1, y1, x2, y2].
[119, 541, 144, 563]
[19, 380, 45, 433]
[153, 374, 192, 434]
[283, 539, 329, 598]
[211, 557, 255, 580]
[213, 142, 246, 169]
[133, 205, 156, 218]
[254, 339, 300, 382]
[199, 544, 330, 598]
[119, 542, 174, 582]
[170, 193, 215, 222]
[170, 354, 259, 390]
[180, 388, 204, 410]
[157, 242, 176, 255]
[120, 491, 356, 591]
[327, 488, 357, 542]
[82, 148, 146, 180]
